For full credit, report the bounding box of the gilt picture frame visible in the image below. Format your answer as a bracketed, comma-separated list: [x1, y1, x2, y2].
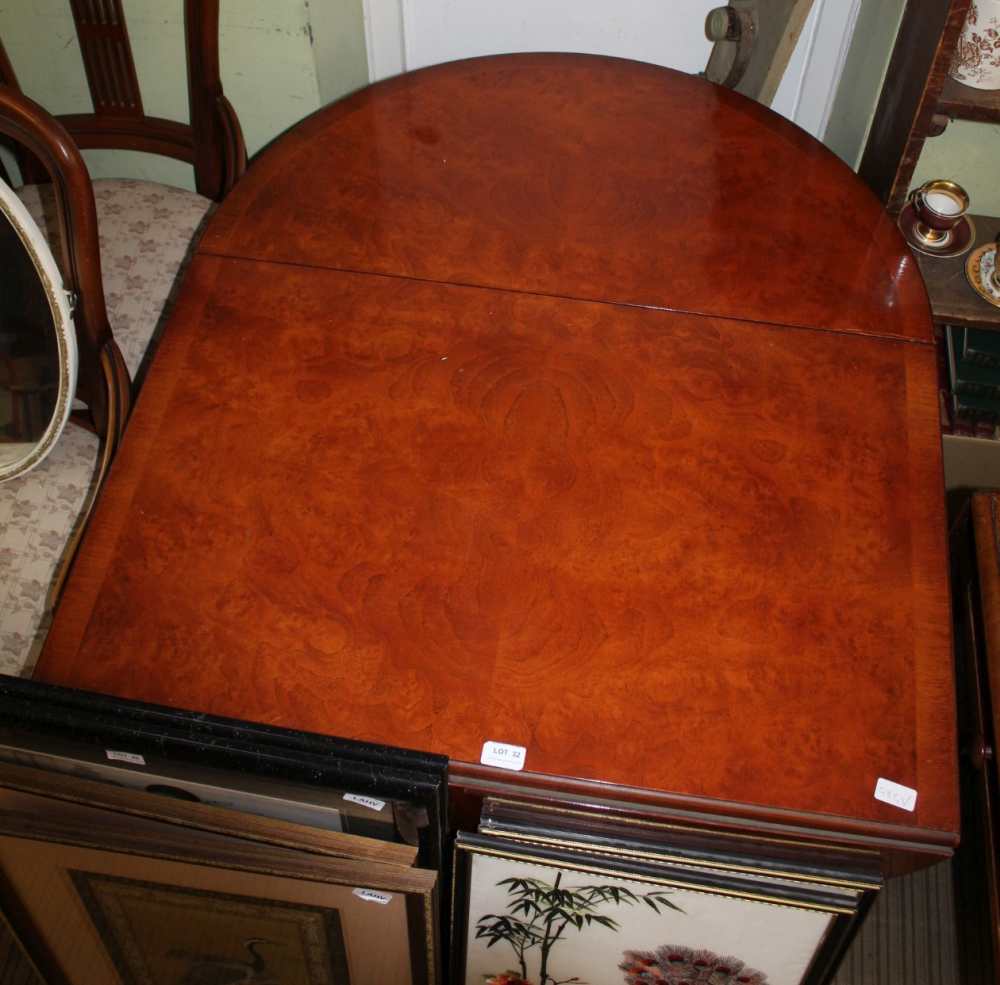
[69, 872, 351, 985]
[477, 796, 882, 893]
[0, 784, 439, 985]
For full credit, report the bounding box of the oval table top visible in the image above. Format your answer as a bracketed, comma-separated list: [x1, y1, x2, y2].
[202, 54, 932, 343]
[35, 55, 955, 855]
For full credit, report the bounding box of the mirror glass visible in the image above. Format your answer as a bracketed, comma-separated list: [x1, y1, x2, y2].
[0, 178, 77, 481]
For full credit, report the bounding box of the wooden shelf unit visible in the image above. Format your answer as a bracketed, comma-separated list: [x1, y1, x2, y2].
[858, 0, 972, 216]
[916, 214, 1000, 329]
[860, 0, 1000, 335]
[938, 76, 1000, 124]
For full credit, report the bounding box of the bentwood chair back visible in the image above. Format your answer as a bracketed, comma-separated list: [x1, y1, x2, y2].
[0, 0, 246, 676]
[0, 0, 246, 442]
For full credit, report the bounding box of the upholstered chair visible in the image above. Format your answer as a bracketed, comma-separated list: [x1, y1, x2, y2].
[0, 0, 245, 674]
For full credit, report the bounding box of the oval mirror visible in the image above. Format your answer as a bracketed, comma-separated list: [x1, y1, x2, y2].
[0, 176, 77, 482]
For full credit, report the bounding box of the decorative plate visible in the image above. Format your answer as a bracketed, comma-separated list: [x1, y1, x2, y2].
[965, 242, 1000, 309]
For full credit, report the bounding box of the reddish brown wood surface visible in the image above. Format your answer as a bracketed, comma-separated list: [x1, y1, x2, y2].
[38, 250, 955, 839]
[68, 0, 144, 116]
[0, 0, 245, 445]
[201, 55, 932, 344]
[938, 76, 1000, 125]
[34, 54, 956, 851]
[2, 0, 246, 203]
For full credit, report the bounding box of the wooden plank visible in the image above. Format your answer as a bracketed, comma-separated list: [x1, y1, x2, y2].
[915, 214, 1000, 329]
[937, 74, 1000, 124]
[756, 0, 816, 103]
[0, 916, 41, 985]
[858, 0, 970, 213]
[951, 495, 1000, 984]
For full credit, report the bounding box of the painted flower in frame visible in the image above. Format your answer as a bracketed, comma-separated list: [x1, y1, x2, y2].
[477, 872, 683, 985]
[619, 945, 769, 984]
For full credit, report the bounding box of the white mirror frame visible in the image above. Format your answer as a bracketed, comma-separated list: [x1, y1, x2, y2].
[0, 177, 78, 482]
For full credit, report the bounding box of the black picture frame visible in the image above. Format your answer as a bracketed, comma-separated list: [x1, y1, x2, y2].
[478, 795, 883, 891]
[0, 675, 448, 872]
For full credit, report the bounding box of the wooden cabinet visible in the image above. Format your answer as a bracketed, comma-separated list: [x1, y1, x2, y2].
[860, 0, 976, 218]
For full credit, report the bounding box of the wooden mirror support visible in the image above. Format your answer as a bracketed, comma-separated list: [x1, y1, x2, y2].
[0, 177, 77, 481]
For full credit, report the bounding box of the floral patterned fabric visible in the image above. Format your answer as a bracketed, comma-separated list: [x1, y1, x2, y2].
[0, 424, 99, 676]
[1, 179, 211, 676]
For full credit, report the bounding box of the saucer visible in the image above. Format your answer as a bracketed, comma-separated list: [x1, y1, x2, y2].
[966, 242, 1000, 309]
[898, 202, 976, 257]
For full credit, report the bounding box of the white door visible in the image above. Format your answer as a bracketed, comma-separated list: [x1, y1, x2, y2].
[361, 0, 863, 139]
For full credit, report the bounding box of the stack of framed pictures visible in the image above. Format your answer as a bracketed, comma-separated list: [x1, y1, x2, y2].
[452, 798, 881, 985]
[0, 675, 446, 984]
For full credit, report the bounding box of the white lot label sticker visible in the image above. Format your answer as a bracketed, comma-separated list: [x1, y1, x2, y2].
[105, 750, 146, 766]
[353, 888, 393, 905]
[481, 741, 526, 772]
[344, 793, 386, 812]
[874, 777, 917, 812]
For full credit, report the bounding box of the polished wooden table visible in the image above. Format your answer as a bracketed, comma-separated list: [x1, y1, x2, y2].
[35, 54, 955, 868]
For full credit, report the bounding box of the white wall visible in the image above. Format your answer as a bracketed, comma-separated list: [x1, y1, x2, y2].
[822, 0, 906, 167]
[396, 0, 714, 76]
[772, 0, 864, 139]
[363, 0, 861, 140]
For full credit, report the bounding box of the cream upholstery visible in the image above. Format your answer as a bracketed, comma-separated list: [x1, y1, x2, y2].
[0, 423, 99, 674]
[0, 179, 211, 675]
[18, 179, 212, 379]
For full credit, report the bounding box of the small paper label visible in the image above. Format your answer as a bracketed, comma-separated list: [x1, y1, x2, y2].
[481, 741, 527, 772]
[874, 777, 917, 812]
[353, 888, 393, 905]
[344, 793, 386, 812]
[105, 750, 145, 766]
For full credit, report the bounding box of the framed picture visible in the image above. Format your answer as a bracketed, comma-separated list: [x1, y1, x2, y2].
[453, 832, 869, 985]
[0, 784, 439, 984]
[0, 675, 447, 871]
[478, 796, 882, 892]
[0, 758, 418, 869]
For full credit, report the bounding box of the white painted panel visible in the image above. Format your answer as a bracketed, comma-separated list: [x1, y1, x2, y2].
[363, 0, 406, 81]
[399, 0, 717, 75]
[367, 1, 861, 140]
[758, 0, 865, 137]
[799, 0, 864, 137]
[771, 0, 822, 123]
